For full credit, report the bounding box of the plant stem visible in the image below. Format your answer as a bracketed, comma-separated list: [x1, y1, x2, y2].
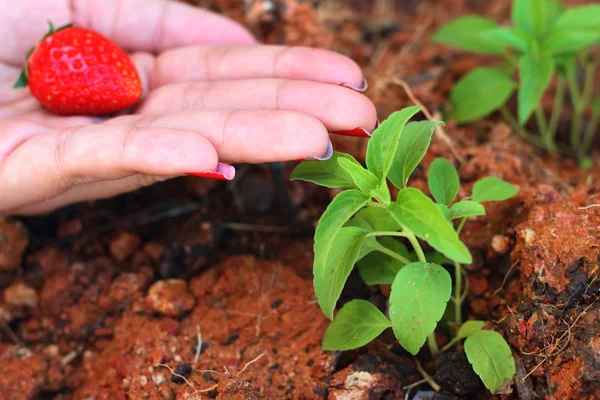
[405, 232, 426, 263]
[371, 243, 412, 264]
[535, 106, 555, 152]
[581, 108, 600, 157]
[548, 76, 566, 145]
[453, 261, 463, 331]
[459, 268, 470, 303]
[365, 231, 409, 239]
[456, 217, 467, 235]
[427, 334, 439, 357]
[499, 106, 545, 148]
[570, 61, 595, 151]
[440, 337, 460, 353]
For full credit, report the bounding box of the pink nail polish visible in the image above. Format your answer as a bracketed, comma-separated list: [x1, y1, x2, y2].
[297, 141, 333, 162]
[186, 163, 236, 180]
[340, 78, 368, 92]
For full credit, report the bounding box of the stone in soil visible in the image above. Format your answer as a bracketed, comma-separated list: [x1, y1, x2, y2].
[109, 231, 141, 262]
[3, 282, 38, 309]
[146, 279, 196, 317]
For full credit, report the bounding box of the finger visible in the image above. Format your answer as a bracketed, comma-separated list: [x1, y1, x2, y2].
[9, 173, 174, 215]
[138, 79, 377, 133]
[0, 0, 71, 65]
[136, 45, 365, 90]
[106, 109, 332, 164]
[0, 125, 219, 211]
[71, 0, 256, 52]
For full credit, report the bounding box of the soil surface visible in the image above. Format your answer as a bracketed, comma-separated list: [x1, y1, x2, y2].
[1, 1, 600, 399]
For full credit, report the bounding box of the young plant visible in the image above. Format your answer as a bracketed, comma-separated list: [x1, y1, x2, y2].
[432, 0, 600, 166]
[291, 107, 518, 394]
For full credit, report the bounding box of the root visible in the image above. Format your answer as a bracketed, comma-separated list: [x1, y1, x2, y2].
[157, 363, 203, 394]
[578, 204, 600, 210]
[493, 260, 520, 296]
[237, 353, 266, 376]
[194, 325, 203, 364]
[415, 360, 441, 392]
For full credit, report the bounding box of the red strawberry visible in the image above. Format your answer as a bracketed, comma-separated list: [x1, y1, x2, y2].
[14, 22, 142, 116]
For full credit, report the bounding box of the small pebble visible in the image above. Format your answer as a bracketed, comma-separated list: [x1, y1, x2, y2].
[146, 279, 195, 317]
[3, 282, 39, 308]
[491, 234, 510, 255]
[0, 218, 28, 271]
[109, 232, 141, 262]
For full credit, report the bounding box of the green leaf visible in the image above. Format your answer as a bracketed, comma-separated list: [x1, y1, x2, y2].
[314, 189, 370, 280]
[424, 251, 452, 266]
[472, 177, 518, 203]
[449, 68, 516, 124]
[389, 262, 452, 355]
[357, 237, 414, 285]
[518, 53, 554, 124]
[428, 158, 460, 205]
[554, 5, 600, 33]
[593, 97, 600, 113]
[13, 69, 29, 89]
[437, 204, 450, 220]
[338, 157, 379, 194]
[353, 207, 402, 232]
[345, 216, 377, 260]
[481, 27, 530, 52]
[371, 180, 391, 205]
[388, 121, 442, 188]
[457, 320, 487, 339]
[389, 188, 472, 264]
[432, 16, 504, 55]
[448, 200, 486, 220]
[465, 330, 516, 393]
[541, 31, 600, 55]
[322, 300, 391, 350]
[291, 152, 358, 189]
[512, 0, 554, 38]
[366, 106, 423, 179]
[315, 226, 367, 320]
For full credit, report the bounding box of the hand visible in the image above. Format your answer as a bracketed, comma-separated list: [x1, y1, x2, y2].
[0, 0, 377, 215]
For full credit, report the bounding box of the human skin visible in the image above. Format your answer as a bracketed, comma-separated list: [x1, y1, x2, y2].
[0, 0, 377, 215]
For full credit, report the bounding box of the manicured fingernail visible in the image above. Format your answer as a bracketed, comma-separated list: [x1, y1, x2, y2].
[298, 140, 333, 161]
[332, 126, 374, 137]
[185, 163, 236, 180]
[340, 78, 368, 92]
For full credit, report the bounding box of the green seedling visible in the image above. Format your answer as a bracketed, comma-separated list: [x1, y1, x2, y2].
[291, 107, 518, 394]
[433, 0, 600, 166]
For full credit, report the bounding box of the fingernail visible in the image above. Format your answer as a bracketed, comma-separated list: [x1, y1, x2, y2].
[332, 126, 374, 137]
[185, 163, 236, 180]
[340, 78, 368, 92]
[298, 140, 333, 161]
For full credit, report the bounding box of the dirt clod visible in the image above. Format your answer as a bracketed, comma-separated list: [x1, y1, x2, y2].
[0, 218, 28, 271]
[109, 231, 141, 262]
[146, 279, 196, 317]
[435, 351, 483, 396]
[3, 281, 38, 309]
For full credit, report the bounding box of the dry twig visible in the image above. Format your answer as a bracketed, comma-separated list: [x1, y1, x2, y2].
[393, 78, 465, 164]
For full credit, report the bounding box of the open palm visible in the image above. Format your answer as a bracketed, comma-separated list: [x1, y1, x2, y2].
[0, 0, 376, 215]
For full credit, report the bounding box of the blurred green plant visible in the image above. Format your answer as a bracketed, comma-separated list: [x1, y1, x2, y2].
[433, 0, 600, 167]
